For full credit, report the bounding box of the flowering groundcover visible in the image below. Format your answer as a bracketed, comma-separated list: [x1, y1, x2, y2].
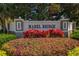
[2, 38, 79, 56]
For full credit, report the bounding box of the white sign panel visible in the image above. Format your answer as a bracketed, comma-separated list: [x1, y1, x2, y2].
[24, 21, 61, 30]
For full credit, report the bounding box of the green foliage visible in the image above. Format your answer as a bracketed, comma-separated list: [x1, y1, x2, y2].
[71, 30, 79, 40]
[76, 27, 79, 30]
[68, 47, 79, 56]
[0, 30, 3, 33]
[0, 34, 16, 47]
[49, 4, 61, 14]
[0, 50, 8, 56]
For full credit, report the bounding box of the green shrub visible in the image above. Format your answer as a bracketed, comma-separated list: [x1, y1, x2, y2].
[68, 47, 79, 56]
[76, 27, 79, 30]
[0, 30, 3, 33]
[0, 50, 8, 56]
[0, 34, 16, 47]
[71, 30, 79, 39]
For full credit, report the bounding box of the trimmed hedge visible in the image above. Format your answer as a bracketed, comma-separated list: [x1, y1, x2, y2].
[71, 30, 79, 40]
[2, 38, 78, 56]
[0, 34, 16, 47]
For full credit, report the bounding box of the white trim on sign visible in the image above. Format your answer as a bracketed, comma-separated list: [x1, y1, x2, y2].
[63, 22, 67, 30]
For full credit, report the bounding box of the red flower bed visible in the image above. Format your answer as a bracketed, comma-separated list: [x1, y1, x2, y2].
[53, 29, 64, 37]
[23, 29, 64, 38]
[2, 38, 79, 56]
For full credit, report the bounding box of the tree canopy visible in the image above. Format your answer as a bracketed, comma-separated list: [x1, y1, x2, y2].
[0, 3, 79, 33]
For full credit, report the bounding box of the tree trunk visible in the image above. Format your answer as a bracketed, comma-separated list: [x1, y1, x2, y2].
[5, 23, 9, 33]
[1, 18, 7, 33]
[1, 24, 6, 33]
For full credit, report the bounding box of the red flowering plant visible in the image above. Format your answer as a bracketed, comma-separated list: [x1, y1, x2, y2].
[23, 29, 47, 38]
[23, 29, 64, 38]
[52, 29, 64, 37]
[48, 29, 54, 37]
[23, 29, 37, 38]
